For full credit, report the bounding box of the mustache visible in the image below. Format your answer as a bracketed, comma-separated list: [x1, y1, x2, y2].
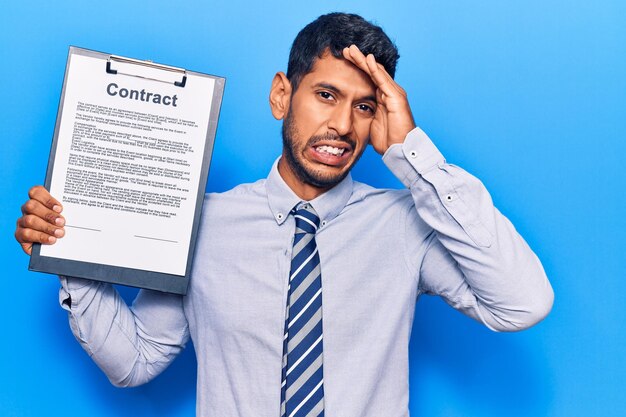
[307, 132, 356, 149]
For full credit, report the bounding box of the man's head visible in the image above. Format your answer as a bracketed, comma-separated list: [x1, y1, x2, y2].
[269, 13, 399, 199]
[286, 13, 399, 91]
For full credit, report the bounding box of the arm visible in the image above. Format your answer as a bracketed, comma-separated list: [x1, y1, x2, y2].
[59, 277, 189, 386]
[16, 186, 189, 385]
[384, 129, 553, 331]
[343, 46, 553, 331]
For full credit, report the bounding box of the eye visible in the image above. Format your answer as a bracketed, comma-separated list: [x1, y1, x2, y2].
[356, 103, 375, 114]
[317, 91, 335, 101]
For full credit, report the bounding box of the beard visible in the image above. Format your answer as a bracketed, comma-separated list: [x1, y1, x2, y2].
[281, 111, 363, 189]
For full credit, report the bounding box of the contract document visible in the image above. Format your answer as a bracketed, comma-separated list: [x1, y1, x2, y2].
[30, 47, 225, 294]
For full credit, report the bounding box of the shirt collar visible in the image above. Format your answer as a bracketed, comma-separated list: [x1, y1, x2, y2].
[266, 157, 354, 227]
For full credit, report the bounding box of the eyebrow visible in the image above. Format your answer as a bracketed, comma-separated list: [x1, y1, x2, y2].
[314, 82, 376, 103]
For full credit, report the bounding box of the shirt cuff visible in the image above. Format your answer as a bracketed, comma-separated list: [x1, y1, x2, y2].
[382, 127, 445, 188]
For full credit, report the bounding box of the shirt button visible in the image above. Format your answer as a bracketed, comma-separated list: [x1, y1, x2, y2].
[409, 150, 418, 158]
[321, 220, 327, 227]
[445, 194, 454, 202]
[276, 213, 284, 220]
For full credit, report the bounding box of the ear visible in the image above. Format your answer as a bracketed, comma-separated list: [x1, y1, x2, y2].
[269, 72, 292, 120]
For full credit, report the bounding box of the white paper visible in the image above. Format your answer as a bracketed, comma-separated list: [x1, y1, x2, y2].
[40, 54, 215, 276]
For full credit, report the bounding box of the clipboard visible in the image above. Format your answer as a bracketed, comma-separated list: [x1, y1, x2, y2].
[29, 46, 225, 295]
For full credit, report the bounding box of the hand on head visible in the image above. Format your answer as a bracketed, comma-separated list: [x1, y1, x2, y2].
[342, 45, 416, 154]
[15, 186, 65, 255]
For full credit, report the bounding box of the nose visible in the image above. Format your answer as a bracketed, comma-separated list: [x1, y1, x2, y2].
[327, 103, 353, 137]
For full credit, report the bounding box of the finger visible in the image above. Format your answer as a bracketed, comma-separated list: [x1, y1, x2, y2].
[365, 54, 397, 96]
[343, 45, 399, 89]
[375, 62, 407, 96]
[373, 62, 396, 88]
[344, 46, 402, 99]
[18, 214, 65, 238]
[15, 225, 58, 246]
[369, 100, 388, 153]
[14, 219, 35, 255]
[28, 185, 63, 213]
[376, 96, 388, 133]
[21, 199, 65, 227]
[380, 66, 406, 95]
[21, 242, 33, 256]
[343, 45, 372, 77]
[374, 88, 387, 116]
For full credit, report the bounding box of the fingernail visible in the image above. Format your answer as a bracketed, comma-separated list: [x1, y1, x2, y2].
[55, 217, 65, 226]
[54, 229, 65, 237]
[48, 236, 57, 244]
[53, 205, 62, 213]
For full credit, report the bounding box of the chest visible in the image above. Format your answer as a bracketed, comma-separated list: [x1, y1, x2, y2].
[185, 212, 418, 352]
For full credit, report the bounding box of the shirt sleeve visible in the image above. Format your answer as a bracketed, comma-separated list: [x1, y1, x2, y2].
[58, 276, 189, 386]
[383, 127, 554, 332]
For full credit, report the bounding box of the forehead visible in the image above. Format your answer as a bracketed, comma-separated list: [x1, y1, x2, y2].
[298, 52, 376, 97]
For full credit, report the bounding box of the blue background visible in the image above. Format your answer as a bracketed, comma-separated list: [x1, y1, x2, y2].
[1, 1, 624, 416]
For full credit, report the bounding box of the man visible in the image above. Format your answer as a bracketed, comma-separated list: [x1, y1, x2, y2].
[15, 12, 553, 417]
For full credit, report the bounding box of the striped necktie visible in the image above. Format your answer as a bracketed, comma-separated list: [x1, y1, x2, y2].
[281, 203, 325, 417]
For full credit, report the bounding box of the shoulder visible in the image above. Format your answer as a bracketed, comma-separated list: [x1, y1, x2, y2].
[335, 180, 417, 232]
[345, 182, 434, 269]
[347, 180, 414, 211]
[200, 179, 268, 220]
[204, 179, 266, 203]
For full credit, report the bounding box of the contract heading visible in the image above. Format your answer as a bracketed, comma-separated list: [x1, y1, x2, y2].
[106, 82, 179, 107]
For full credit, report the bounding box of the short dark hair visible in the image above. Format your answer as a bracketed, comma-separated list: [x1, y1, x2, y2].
[286, 12, 400, 91]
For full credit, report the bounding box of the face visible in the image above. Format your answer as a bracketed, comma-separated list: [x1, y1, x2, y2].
[280, 52, 377, 193]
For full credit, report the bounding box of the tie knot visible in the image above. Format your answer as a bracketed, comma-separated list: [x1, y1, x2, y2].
[293, 203, 320, 234]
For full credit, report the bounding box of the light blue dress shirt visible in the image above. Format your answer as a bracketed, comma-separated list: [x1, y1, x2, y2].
[59, 128, 554, 417]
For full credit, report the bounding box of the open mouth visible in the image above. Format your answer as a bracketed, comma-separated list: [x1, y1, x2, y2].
[308, 140, 353, 167]
[315, 145, 346, 156]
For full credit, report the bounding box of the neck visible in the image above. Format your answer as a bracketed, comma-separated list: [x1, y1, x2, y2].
[277, 157, 331, 201]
